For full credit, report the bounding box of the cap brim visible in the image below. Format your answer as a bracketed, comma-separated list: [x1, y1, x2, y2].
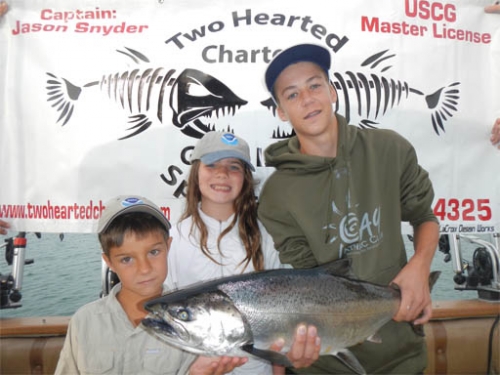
[265, 44, 331, 94]
[97, 201, 171, 233]
[200, 151, 255, 171]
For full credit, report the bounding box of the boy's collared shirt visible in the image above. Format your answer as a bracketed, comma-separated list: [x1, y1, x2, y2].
[55, 284, 196, 375]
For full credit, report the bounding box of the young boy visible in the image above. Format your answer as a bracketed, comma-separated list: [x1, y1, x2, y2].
[258, 44, 440, 374]
[55, 195, 247, 375]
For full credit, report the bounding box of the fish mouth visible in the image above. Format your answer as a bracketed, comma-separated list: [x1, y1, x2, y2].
[142, 316, 177, 337]
[260, 97, 295, 140]
[170, 68, 247, 139]
[142, 314, 207, 355]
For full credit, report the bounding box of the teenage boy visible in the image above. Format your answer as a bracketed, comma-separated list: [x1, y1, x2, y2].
[258, 44, 440, 374]
[55, 195, 247, 375]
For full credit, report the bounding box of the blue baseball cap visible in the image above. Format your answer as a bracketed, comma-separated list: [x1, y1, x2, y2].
[191, 131, 255, 171]
[265, 43, 331, 97]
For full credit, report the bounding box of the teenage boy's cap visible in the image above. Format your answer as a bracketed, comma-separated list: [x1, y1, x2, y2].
[265, 43, 331, 96]
[191, 131, 255, 171]
[97, 195, 171, 233]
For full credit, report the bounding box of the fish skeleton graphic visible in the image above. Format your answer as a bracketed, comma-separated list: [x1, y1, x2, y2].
[45, 47, 247, 140]
[261, 49, 460, 138]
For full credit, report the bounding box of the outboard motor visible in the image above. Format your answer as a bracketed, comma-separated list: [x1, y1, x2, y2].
[439, 233, 500, 301]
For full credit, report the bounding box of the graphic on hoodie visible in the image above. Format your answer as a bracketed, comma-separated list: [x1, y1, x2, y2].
[45, 47, 247, 140]
[261, 49, 460, 138]
[326, 191, 384, 259]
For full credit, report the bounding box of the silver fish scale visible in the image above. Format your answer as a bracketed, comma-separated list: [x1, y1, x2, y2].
[218, 272, 399, 353]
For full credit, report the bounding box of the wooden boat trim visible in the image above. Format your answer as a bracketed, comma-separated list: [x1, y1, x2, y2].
[1, 299, 499, 375]
[0, 316, 70, 336]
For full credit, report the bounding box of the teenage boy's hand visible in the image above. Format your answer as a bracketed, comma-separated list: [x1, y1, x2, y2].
[270, 324, 321, 373]
[391, 258, 432, 325]
[491, 118, 500, 149]
[189, 355, 248, 375]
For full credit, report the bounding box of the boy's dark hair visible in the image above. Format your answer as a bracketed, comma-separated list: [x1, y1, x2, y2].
[98, 212, 170, 257]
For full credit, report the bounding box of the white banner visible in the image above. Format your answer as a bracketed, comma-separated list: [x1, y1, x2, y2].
[1, 0, 499, 234]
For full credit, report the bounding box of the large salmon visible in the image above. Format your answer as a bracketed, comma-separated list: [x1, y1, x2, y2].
[142, 258, 440, 375]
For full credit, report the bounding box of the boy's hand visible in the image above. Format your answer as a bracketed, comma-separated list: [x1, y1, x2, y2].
[189, 355, 248, 375]
[270, 324, 321, 372]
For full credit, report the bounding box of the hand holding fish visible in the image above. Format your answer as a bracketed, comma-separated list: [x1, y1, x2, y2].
[142, 259, 440, 375]
[0, 219, 10, 235]
[484, 1, 500, 13]
[270, 324, 321, 374]
[490, 118, 500, 149]
[391, 258, 433, 325]
[188, 355, 248, 375]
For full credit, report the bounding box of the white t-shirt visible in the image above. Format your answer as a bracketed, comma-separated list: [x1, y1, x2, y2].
[166, 208, 288, 375]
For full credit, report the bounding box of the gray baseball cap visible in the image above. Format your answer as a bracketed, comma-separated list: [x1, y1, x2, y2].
[191, 131, 255, 171]
[97, 195, 171, 233]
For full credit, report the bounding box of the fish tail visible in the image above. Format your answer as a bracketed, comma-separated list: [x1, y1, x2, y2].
[46, 73, 82, 126]
[429, 271, 441, 292]
[424, 82, 461, 135]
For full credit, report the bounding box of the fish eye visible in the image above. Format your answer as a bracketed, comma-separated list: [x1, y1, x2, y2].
[186, 80, 212, 98]
[177, 308, 191, 321]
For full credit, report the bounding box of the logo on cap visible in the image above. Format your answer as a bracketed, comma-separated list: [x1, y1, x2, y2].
[221, 133, 238, 146]
[122, 197, 143, 207]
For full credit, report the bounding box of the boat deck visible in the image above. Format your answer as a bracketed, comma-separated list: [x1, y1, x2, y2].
[1, 299, 499, 374]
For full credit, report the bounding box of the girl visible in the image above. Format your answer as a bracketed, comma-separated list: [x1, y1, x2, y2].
[166, 131, 319, 375]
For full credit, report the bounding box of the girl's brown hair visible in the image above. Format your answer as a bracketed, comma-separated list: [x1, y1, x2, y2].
[181, 160, 264, 272]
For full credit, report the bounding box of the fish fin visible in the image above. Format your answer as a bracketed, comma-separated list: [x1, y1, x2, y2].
[116, 47, 150, 64]
[119, 114, 152, 140]
[429, 271, 441, 291]
[411, 323, 425, 337]
[366, 333, 382, 344]
[359, 119, 379, 129]
[318, 258, 358, 279]
[334, 349, 367, 375]
[241, 345, 293, 367]
[46, 73, 82, 126]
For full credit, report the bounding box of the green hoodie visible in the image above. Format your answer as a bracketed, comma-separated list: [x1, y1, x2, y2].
[258, 114, 438, 374]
